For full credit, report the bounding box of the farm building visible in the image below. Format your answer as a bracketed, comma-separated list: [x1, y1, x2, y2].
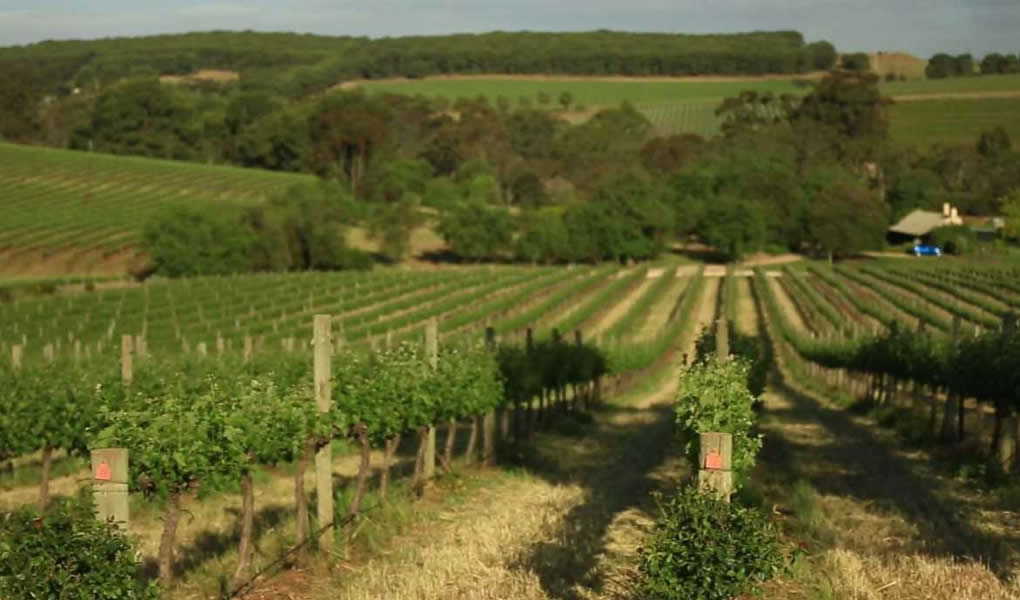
[887, 203, 1003, 244]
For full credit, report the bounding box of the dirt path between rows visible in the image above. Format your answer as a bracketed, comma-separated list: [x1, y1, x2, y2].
[324, 278, 720, 600]
[748, 274, 1020, 600]
[768, 276, 811, 334]
[636, 277, 689, 342]
[588, 277, 652, 338]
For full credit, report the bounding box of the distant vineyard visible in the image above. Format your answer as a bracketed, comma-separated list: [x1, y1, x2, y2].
[641, 102, 722, 137]
[0, 143, 310, 272]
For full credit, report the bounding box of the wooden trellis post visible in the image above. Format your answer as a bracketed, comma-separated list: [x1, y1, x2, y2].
[697, 432, 733, 502]
[424, 318, 438, 480]
[716, 317, 730, 360]
[120, 335, 133, 386]
[91, 448, 129, 530]
[313, 315, 334, 554]
[483, 327, 496, 466]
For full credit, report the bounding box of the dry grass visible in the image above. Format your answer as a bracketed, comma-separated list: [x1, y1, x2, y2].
[745, 278, 1020, 600]
[332, 476, 584, 600]
[160, 70, 240, 84]
[868, 52, 927, 79]
[0, 246, 142, 277]
[819, 550, 1020, 600]
[734, 277, 759, 337]
[768, 276, 810, 334]
[587, 278, 653, 337]
[636, 276, 689, 342]
[311, 277, 719, 599]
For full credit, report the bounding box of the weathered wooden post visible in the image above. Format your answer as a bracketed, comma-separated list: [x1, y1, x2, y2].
[483, 326, 496, 466]
[313, 315, 334, 554]
[424, 318, 438, 480]
[998, 313, 1017, 472]
[941, 316, 961, 441]
[697, 432, 733, 503]
[120, 335, 133, 386]
[197, 342, 208, 358]
[716, 317, 729, 360]
[91, 448, 129, 530]
[11, 345, 22, 370]
[243, 335, 253, 363]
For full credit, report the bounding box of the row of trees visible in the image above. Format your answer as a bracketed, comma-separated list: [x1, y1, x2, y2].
[0, 30, 838, 94]
[1, 334, 611, 590]
[133, 68, 1019, 273]
[142, 182, 373, 277]
[926, 52, 1020, 78]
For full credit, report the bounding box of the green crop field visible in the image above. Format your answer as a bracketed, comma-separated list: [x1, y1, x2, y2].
[879, 73, 1020, 96]
[356, 73, 1020, 106]
[355, 77, 810, 107]
[356, 73, 1020, 143]
[889, 97, 1020, 147]
[0, 143, 311, 274]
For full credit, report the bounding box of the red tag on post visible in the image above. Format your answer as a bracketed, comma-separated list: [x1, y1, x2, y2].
[705, 451, 723, 470]
[96, 461, 112, 481]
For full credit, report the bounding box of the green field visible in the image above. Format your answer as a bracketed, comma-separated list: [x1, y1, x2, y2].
[880, 73, 1020, 96]
[890, 97, 1020, 147]
[358, 73, 1020, 105]
[358, 74, 1020, 143]
[356, 77, 809, 107]
[0, 143, 311, 273]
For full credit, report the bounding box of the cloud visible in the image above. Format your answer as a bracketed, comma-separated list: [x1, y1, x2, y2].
[177, 3, 260, 18]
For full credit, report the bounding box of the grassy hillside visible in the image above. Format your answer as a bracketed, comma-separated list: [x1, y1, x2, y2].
[0, 143, 310, 275]
[352, 77, 810, 107]
[353, 73, 1020, 140]
[881, 73, 1020, 96]
[890, 97, 1020, 147]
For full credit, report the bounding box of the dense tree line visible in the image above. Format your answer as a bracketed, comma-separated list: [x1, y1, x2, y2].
[926, 52, 1020, 78]
[128, 69, 922, 274]
[3, 34, 1018, 271]
[0, 30, 837, 96]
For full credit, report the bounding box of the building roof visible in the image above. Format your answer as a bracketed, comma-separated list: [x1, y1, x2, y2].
[889, 210, 946, 237]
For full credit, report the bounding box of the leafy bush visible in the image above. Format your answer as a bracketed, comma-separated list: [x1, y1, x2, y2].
[675, 357, 762, 487]
[931, 225, 978, 255]
[0, 495, 159, 599]
[141, 206, 255, 277]
[639, 487, 788, 600]
[693, 327, 770, 399]
[142, 182, 373, 277]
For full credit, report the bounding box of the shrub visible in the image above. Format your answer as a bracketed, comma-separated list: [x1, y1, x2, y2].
[0, 495, 159, 599]
[931, 225, 977, 255]
[141, 205, 255, 277]
[675, 357, 762, 488]
[639, 487, 788, 600]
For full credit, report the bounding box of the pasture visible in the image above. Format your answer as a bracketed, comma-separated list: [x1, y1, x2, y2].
[352, 76, 809, 107]
[354, 73, 1020, 143]
[889, 97, 1020, 147]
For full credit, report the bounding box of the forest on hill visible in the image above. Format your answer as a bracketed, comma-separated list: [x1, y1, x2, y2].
[1, 29, 1019, 277]
[0, 30, 837, 96]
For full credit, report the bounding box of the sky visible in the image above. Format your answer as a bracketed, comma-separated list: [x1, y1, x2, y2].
[0, 0, 1016, 58]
